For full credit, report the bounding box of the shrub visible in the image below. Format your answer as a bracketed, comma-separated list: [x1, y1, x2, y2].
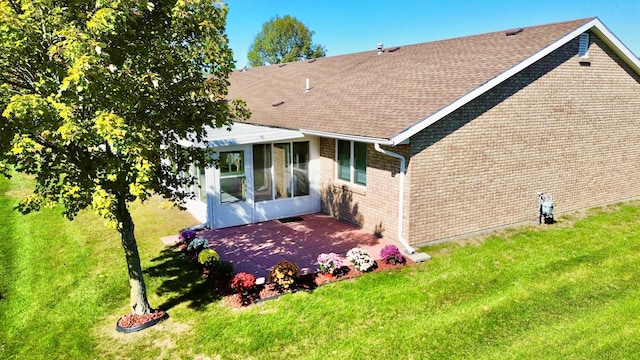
[230, 272, 256, 294]
[380, 244, 405, 265]
[268, 260, 300, 290]
[316, 252, 342, 275]
[179, 229, 197, 242]
[208, 259, 234, 279]
[197, 248, 220, 266]
[187, 237, 208, 253]
[346, 248, 375, 272]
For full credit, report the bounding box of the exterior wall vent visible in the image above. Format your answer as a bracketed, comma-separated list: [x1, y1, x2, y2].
[578, 33, 590, 58]
[505, 28, 523, 36]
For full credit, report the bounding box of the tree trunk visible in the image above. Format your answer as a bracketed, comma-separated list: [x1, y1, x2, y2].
[116, 196, 152, 315]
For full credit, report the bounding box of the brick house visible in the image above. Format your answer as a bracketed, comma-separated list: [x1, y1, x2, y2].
[183, 17, 640, 252]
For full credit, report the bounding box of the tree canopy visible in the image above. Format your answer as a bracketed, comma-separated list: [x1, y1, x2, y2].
[247, 15, 326, 67]
[0, 0, 247, 315]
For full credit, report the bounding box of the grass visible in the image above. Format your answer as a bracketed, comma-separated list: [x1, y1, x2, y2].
[2, 172, 640, 359]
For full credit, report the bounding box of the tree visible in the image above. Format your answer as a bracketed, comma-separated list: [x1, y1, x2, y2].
[248, 15, 326, 67]
[0, 0, 247, 315]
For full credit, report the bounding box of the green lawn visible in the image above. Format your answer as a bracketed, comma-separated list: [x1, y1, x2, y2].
[2, 173, 640, 359]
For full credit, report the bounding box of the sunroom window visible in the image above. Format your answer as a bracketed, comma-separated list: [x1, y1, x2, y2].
[185, 165, 207, 203]
[337, 140, 366, 186]
[253, 141, 310, 201]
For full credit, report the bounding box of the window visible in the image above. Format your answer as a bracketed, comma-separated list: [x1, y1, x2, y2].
[253, 141, 310, 201]
[293, 142, 310, 196]
[197, 166, 207, 202]
[186, 165, 207, 203]
[337, 140, 367, 186]
[253, 144, 272, 202]
[219, 151, 245, 203]
[274, 143, 291, 199]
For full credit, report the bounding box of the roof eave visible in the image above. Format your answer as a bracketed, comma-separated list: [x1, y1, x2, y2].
[588, 19, 640, 75]
[390, 17, 639, 146]
[300, 128, 395, 145]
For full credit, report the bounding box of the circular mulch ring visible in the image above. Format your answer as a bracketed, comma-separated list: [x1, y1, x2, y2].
[116, 310, 168, 333]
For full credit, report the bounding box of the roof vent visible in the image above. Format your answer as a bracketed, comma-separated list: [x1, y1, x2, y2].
[387, 46, 400, 53]
[272, 100, 284, 107]
[308, 59, 317, 63]
[304, 78, 311, 92]
[278, 63, 286, 67]
[505, 28, 523, 36]
[377, 43, 384, 54]
[578, 33, 590, 58]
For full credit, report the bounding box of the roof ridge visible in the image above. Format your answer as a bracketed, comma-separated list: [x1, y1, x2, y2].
[235, 17, 597, 71]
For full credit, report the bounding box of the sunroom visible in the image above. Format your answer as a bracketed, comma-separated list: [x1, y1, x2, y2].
[181, 123, 321, 229]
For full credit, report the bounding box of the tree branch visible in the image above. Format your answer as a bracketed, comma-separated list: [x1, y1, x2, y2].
[31, 135, 95, 180]
[0, 76, 35, 92]
[7, 0, 23, 15]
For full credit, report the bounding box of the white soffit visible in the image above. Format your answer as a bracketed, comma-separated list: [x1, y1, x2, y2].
[203, 122, 304, 148]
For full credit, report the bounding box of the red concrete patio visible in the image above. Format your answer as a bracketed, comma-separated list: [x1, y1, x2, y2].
[196, 213, 394, 278]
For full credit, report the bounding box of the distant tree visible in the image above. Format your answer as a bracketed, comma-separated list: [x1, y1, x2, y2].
[0, 0, 247, 316]
[248, 15, 326, 67]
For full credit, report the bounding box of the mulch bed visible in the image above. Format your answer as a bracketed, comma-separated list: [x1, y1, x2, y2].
[117, 310, 167, 331]
[223, 259, 411, 308]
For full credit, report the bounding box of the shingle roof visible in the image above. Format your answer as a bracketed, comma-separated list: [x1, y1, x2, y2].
[227, 18, 595, 141]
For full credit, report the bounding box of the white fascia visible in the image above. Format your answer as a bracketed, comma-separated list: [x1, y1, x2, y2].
[588, 19, 640, 74]
[300, 128, 395, 145]
[389, 18, 638, 146]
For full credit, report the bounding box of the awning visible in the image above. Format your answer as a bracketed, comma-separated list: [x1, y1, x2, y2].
[179, 123, 305, 148]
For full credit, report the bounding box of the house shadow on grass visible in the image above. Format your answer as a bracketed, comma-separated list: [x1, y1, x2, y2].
[145, 245, 221, 311]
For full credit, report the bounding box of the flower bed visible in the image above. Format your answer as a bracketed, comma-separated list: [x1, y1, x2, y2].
[223, 259, 411, 308]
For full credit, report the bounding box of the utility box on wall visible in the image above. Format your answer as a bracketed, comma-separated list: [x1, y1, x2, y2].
[538, 193, 554, 224]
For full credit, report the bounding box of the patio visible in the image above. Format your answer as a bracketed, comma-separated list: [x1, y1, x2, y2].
[195, 213, 394, 278]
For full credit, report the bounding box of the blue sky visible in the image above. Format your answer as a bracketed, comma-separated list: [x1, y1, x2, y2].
[225, 0, 639, 69]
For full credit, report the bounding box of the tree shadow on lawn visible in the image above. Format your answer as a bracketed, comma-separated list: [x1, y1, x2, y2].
[145, 245, 222, 312]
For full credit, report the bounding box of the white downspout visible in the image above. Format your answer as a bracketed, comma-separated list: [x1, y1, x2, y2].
[374, 143, 415, 254]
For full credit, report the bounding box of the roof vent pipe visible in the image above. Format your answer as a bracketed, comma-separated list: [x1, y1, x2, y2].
[377, 43, 384, 54]
[305, 78, 310, 92]
[374, 143, 416, 254]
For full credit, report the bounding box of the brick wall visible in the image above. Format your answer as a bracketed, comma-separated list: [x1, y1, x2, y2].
[407, 32, 640, 245]
[319, 138, 411, 240]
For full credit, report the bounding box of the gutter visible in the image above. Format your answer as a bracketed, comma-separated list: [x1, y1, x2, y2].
[374, 143, 416, 254]
[301, 128, 395, 145]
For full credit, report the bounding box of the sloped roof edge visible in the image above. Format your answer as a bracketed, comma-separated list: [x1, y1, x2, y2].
[300, 128, 394, 145]
[177, 123, 304, 148]
[388, 17, 640, 146]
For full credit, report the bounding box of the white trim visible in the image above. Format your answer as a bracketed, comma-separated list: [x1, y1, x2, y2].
[389, 18, 640, 146]
[301, 128, 394, 145]
[588, 19, 640, 73]
[178, 123, 305, 148]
